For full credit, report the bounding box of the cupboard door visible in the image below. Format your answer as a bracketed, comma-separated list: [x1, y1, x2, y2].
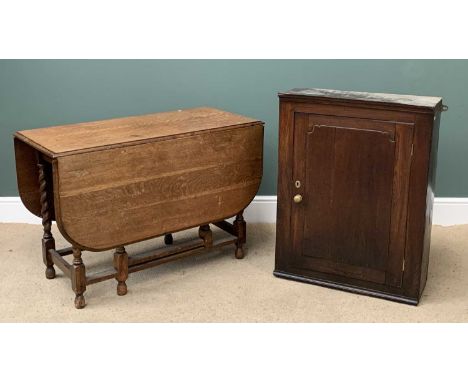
[290, 113, 413, 287]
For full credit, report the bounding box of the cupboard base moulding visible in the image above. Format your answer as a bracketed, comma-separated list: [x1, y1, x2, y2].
[273, 270, 419, 305]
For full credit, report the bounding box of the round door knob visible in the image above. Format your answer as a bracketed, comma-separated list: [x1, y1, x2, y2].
[293, 194, 303, 204]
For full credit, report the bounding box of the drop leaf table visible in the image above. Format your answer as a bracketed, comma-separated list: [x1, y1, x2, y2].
[14, 107, 264, 308]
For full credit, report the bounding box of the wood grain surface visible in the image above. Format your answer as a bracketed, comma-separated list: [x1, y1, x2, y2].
[14, 107, 264, 308]
[275, 89, 442, 305]
[279, 88, 443, 108]
[15, 107, 261, 157]
[53, 124, 263, 250]
[290, 114, 398, 284]
[14, 138, 43, 217]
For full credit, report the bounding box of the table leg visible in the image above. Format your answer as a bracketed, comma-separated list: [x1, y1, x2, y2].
[199, 224, 213, 247]
[164, 233, 173, 245]
[37, 159, 55, 279]
[72, 247, 86, 309]
[233, 212, 246, 259]
[114, 246, 128, 296]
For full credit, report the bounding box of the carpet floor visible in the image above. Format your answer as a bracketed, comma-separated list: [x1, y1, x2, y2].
[0, 223, 467, 322]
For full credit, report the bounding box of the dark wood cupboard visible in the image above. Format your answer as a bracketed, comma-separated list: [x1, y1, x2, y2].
[274, 88, 444, 305]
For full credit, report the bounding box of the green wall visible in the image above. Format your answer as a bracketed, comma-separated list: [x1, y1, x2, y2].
[1, 60, 467, 196]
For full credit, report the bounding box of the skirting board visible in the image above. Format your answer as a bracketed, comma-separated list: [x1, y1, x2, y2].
[0, 196, 468, 226]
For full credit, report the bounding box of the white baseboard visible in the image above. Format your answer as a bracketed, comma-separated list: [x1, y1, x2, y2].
[1, 196, 468, 226]
[432, 197, 468, 226]
[0, 197, 42, 224]
[242, 196, 278, 223]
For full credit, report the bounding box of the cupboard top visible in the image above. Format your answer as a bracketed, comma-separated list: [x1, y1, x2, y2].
[279, 88, 443, 110]
[14, 107, 263, 158]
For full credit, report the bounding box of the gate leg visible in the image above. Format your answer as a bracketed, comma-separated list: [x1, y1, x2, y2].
[199, 224, 213, 247]
[114, 246, 128, 296]
[233, 212, 246, 259]
[72, 247, 86, 309]
[37, 157, 55, 279]
[164, 233, 173, 245]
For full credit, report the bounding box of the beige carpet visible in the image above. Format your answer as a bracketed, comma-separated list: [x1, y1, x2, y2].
[0, 222, 467, 322]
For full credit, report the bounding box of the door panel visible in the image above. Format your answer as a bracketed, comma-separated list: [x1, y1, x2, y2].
[291, 113, 413, 286]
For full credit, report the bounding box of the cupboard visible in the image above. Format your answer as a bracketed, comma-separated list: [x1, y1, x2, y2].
[274, 88, 444, 305]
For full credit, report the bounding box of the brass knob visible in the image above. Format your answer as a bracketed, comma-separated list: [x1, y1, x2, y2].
[293, 194, 302, 204]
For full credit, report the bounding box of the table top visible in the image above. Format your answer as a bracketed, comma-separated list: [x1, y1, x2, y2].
[279, 88, 443, 109]
[15, 107, 262, 157]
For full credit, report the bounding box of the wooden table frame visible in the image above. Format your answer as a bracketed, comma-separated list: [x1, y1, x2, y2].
[15, 107, 263, 309]
[37, 153, 247, 309]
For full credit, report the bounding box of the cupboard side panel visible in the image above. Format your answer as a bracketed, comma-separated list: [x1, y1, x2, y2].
[419, 111, 441, 296]
[402, 113, 435, 298]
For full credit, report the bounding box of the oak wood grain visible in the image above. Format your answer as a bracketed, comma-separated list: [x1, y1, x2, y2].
[14, 138, 43, 217]
[385, 123, 414, 287]
[15, 107, 261, 157]
[53, 125, 263, 250]
[291, 114, 397, 284]
[279, 88, 443, 114]
[14, 106, 264, 308]
[275, 89, 443, 305]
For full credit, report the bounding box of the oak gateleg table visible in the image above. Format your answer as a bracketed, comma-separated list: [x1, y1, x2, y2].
[14, 107, 264, 308]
